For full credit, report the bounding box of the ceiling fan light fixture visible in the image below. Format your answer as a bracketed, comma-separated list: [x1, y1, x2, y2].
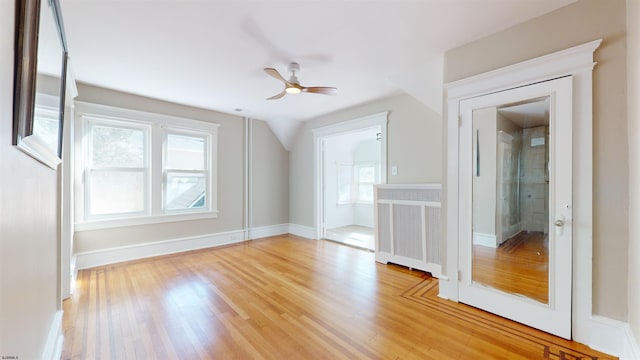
[264, 63, 336, 100]
[285, 86, 301, 94]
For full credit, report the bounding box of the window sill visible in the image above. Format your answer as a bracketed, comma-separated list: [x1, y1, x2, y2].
[75, 210, 219, 232]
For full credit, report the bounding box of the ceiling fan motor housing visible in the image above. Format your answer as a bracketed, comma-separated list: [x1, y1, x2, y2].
[288, 62, 300, 84]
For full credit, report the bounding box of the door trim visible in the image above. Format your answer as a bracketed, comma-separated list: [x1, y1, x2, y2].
[458, 77, 573, 338]
[443, 39, 601, 343]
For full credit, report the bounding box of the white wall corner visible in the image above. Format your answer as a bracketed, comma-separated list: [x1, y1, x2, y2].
[74, 230, 245, 270]
[622, 323, 640, 360]
[41, 310, 63, 360]
[248, 224, 290, 240]
[589, 316, 640, 359]
[288, 223, 317, 239]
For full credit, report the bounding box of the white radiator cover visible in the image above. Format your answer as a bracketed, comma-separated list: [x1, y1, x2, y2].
[374, 184, 442, 277]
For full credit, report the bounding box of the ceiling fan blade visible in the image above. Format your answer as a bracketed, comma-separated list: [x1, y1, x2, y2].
[267, 90, 287, 100]
[264, 68, 287, 83]
[302, 87, 338, 96]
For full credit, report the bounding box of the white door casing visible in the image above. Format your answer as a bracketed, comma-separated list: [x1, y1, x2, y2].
[458, 76, 573, 338]
[442, 39, 600, 344]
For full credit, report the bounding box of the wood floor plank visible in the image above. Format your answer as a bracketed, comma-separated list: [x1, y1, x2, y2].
[62, 234, 615, 359]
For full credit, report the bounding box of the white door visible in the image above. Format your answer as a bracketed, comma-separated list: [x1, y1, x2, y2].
[458, 76, 573, 339]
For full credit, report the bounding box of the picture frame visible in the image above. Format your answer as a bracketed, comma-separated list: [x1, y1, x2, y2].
[13, 0, 69, 169]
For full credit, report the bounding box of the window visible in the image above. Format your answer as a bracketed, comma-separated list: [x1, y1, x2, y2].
[164, 132, 209, 211]
[76, 102, 219, 230]
[336, 162, 379, 205]
[86, 119, 149, 217]
[356, 164, 376, 203]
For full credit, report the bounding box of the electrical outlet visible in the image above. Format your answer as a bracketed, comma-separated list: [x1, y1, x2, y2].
[391, 166, 398, 176]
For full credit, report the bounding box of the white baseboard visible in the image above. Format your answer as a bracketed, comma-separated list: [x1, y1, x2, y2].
[42, 310, 63, 360]
[248, 223, 289, 239]
[288, 223, 316, 239]
[589, 315, 640, 359]
[473, 232, 497, 248]
[75, 230, 245, 270]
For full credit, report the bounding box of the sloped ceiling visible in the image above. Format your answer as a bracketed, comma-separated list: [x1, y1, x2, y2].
[59, 0, 576, 149]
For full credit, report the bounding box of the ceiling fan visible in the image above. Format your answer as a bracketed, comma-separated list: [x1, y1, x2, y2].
[264, 62, 337, 100]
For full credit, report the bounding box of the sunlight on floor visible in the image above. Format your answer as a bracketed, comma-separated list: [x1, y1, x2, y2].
[325, 225, 374, 250]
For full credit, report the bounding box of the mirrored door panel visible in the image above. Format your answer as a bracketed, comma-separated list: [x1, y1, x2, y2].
[458, 76, 573, 339]
[471, 97, 550, 304]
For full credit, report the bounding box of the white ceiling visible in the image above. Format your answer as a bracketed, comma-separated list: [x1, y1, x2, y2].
[59, 0, 575, 149]
[498, 97, 550, 128]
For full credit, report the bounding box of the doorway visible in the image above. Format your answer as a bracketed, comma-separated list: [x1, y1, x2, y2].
[322, 128, 381, 249]
[444, 39, 600, 346]
[459, 77, 573, 339]
[313, 112, 388, 250]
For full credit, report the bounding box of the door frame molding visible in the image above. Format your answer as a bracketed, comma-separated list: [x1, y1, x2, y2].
[312, 112, 389, 240]
[442, 39, 601, 343]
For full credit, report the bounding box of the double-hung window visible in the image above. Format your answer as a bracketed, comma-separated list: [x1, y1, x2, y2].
[76, 102, 219, 230]
[164, 131, 209, 211]
[85, 118, 149, 218]
[336, 162, 379, 205]
[355, 164, 376, 204]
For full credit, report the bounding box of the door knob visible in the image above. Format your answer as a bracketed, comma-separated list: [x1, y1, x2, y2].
[554, 219, 564, 227]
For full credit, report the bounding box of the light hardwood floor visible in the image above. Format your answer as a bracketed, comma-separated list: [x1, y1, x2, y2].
[325, 225, 374, 250]
[473, 231, 548, 303]
[62, 234, 614, 359]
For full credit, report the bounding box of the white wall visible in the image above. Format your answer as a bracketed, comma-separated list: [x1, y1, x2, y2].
[322, 131, 379, 229]
[443, 0, 628, 321]
[627, 0, 640, 348]
[290, 93, 442, 228]
[0, 1, 61, 357]
[323, 135, 356, 228]
[472, 107, 497, 242]
[250, 119, 289, 228]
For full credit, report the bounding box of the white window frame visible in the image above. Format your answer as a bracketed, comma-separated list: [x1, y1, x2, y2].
[354, 162, 377, 205]
[84, 117, 151, 220]
[162, 128, 211, 214]
[74, 101, 219, 231]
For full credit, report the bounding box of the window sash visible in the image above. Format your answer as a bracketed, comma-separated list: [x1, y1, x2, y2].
[162, 129, 210, 214]
[85, 168, 149, 218]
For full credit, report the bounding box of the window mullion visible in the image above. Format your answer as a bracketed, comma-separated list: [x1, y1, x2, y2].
[150, 124, 164, 216]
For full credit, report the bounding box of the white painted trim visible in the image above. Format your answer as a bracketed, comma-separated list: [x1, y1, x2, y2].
[243, 117, 251, 241]
[472, 232, 497, 248]
[41, 310, 63, 360]
[375, 183, 442, 190]
[313, 111, 389, 240]
[589, 316, 640, 359]
[16, 133, 61, 170]
[288, 223, 316, 239]
[75, 230, 245, 269]
[248, 224, 289, 239]
[375, 252, 443, 278]
[377, 199, 441, 208]
[312, 111, 390, 138]
[445, 39, 602, 99]
[443, 39, 600, 343]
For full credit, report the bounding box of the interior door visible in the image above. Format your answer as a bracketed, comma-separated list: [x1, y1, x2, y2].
[458, 76, 573, 339]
